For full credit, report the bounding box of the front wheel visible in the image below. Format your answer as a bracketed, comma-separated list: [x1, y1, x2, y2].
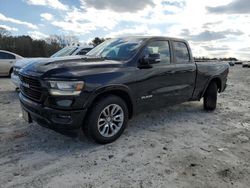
[9, 68, 13, 78]
[83, 95, 129, 144]
[203, 82, 218, 111]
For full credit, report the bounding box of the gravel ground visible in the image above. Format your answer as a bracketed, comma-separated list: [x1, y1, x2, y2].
[0, 65, 250, 188]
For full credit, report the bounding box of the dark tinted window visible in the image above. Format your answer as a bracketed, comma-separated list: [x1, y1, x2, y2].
[77, 48, 93, 55]
[0, 52, 15, 59]
[144, 41, 170, 64]
[173, 42, 190, 63]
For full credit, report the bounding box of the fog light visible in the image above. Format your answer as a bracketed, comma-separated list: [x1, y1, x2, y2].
[56, 100, 73, 107]
[57, 115, 71, 119]
[52, 114, 72, 124]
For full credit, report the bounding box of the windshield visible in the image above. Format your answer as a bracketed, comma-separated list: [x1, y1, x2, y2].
[86, 38, 144, 61]
[50, 46, 78, 58]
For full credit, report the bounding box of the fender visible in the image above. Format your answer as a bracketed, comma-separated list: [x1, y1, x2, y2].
[84, 84, 135, 116]
[201, 76, 222, 98]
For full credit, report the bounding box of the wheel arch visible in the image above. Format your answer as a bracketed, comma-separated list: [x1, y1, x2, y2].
[9, 67, 13, 77]
[201, 76, 222, 97]
[86, 85, 134, 119]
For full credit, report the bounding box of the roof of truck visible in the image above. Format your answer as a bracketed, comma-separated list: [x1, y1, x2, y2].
[114, 36, 188, 42]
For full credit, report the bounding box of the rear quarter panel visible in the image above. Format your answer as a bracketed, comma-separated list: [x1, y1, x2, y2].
[0, 60, 12, 76]
[192, 62, 229, 100]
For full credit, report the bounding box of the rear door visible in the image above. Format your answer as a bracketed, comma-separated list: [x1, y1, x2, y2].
[0, 52, 15, 75]
[170, 40, 196, 101]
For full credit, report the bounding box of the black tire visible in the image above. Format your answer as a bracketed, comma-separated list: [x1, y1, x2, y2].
[83, 95, 129, 144]
[9, 68, 13, 78]
[203, 82, 218, 111]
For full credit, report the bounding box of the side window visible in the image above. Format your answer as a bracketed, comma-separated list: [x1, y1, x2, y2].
[0, 52, 15, 59]
[77, 48, 93, 55]
[173, 42, 190, 63]
[144, 41, 171, 64]
[77, 49, 88, 55]
[0, 52, 4, 59]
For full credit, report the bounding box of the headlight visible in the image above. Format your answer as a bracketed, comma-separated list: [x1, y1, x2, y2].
[48, 81, 84, 96]
[14, 67, 20, 72]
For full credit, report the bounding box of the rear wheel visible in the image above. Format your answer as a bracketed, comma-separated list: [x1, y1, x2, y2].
[83, 95, 129, 144]
[203, 82, 218, 111]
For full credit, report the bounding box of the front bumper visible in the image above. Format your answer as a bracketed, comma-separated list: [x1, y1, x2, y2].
[19, 93, 87, 130]
[11, 73, 20, 87]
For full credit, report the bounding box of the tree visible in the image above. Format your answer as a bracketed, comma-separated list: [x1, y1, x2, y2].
[0, 27, 11, 37]
[46, 35, 79, 47]
[0, 34, 61, 57]
[91, 37, 105, 46]
[194, 56, 238, 62]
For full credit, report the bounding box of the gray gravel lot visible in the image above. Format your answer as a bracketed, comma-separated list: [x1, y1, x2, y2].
[0, 65, 250, 188]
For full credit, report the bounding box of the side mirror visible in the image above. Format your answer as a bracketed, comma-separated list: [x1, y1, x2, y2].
[139, 53, 161, 69]
[147, 53, 161, 64]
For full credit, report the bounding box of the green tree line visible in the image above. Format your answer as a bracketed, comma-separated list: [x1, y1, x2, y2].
[194, 56, 238, 61]
[0, 27, 106, 58]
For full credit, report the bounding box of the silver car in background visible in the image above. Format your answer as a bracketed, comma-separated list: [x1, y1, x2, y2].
[0, 50, 23, 77]
[242, 61, 250, 68]
[11, 45, 93, 88]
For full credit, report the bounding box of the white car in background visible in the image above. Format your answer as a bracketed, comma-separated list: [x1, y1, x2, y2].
[11, 45, 93, 88]
[0, 50, 23, 77]
[242, 61, 250, 68]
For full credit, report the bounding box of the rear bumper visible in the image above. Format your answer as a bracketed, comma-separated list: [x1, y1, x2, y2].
[19, 93, 87, 130]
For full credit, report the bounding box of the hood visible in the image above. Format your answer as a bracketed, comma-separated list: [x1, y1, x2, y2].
[20, 56, 124, 78]
[14, 57, 46, 68]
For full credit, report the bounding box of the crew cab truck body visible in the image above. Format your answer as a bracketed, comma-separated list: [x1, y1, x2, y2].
[19, 37, 229, 143]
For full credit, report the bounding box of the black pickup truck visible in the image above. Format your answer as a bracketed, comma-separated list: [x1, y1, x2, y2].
[19, 36, 229, 144]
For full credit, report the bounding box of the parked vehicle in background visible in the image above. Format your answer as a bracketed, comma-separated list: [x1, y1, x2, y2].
[11, 45, 93, 88]
[50, 45, 93, 58]
[19, 36, 229, 144]
[0, 50, 23, 77]
[235, 61, 243, 65]
[242, 61, 250, 68]
[228, 61, 235, 66]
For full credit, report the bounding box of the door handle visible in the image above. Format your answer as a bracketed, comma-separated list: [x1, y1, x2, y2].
[9, 61, 14, 64]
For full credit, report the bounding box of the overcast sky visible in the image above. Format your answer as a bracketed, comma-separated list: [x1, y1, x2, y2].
[0, 0, 250, 59]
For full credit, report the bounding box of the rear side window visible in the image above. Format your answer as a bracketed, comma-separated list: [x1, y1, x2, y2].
[0, 52, 15, 59]
[173, 42, 190, 63]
